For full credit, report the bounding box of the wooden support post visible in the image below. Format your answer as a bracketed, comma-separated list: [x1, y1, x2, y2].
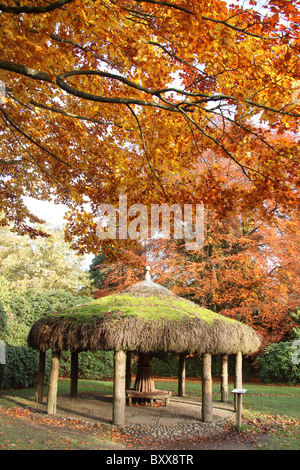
[36, 350, 46, 404]
[220, 353, 228, 402]
[234, 351, 243, 411]
[202, 353, 213, 423]
[178, 353, 186, 397]
[47, 350, 61, 415]
[70, 350, 78, 397]
[113, 350, 126, 426]
[126, 351, 132, 390]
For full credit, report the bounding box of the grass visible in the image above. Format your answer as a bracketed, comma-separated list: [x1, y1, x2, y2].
[0, 378, 299, 450]
[155, 379, 300, 449]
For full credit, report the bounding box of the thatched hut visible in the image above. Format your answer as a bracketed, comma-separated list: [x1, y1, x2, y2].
[27, 267, 261, 426]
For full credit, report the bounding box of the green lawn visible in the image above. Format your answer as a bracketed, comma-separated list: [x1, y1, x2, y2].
[155, 380, 300, 418]
[0, 378, 299, 450]
[154, 379, 300, 450]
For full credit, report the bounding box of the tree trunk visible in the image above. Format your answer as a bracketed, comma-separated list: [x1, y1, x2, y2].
[47, 350, 61, 415]
[36, 350, 45, 404]
[70, 350, 78, 397]
[234, 351, 243, 411]
[133, 352, 155, 393]
[126, 351, 132, 390]
[113, 350, 126, 426]
[220, 353, 228, 402]
[202, 353, 213, 423]
[178, 353, 186, 397]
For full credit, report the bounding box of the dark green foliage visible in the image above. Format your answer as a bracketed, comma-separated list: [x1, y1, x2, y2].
[89, 254, 106, 289]
[60, 350, 114, 380]
[0, 300, 7, 333]
[257, 340, 300, 384]
[150, 352, 203, 377]
[150, 352, 227, 378]
[3, 346, 50, 388]
[0, 288, 105, 388]
[10, 289, 92, 327]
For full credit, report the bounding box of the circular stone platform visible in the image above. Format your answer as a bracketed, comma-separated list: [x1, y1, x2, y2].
[36, 393, 236, 440]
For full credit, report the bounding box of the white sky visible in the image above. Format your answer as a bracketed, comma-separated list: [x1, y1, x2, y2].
[23, 196, 68, 226]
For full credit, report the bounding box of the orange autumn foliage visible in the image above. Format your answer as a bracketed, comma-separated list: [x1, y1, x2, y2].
[1, 1, 299, 349]
[0, 0, 299, 249]
[93, 209, 300, 349]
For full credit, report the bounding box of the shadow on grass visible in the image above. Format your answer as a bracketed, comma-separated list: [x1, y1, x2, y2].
[1, 392, 116, 425]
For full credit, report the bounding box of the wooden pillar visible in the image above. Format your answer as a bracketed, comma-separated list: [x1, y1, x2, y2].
[126, 351, 132, 390]
[202, 353, 213, 423]
[113, 350, 126, 426]
[178, 353, 186, 397]
[234, 351, 243, 411]
[47, 350, 61, 415]
[220, 353, 228, 402]
[70, 350, 78, 397]
[36, 350, 46, 404]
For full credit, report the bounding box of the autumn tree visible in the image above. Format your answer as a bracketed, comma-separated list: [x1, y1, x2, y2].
[0, 0, 299, 254]
[1, 0, 299, 348]
[92, 204, 300, 348]
[92, 242, 147, 297]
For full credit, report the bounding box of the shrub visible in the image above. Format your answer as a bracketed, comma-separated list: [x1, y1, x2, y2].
[0, 315, 50, 388]
[149, 352, 238, 378]
[257, 340, 300, 384]
[3, 345, 48, 388]
[150, 352, 207, 378]
[0, 288, 114, 388]
[9, 289, 92, 327]
[60, 350, 114, 380]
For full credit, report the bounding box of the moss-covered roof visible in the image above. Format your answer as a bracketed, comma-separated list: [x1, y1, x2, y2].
[50, 293, 231, 324]
[27, 280, 261, 355]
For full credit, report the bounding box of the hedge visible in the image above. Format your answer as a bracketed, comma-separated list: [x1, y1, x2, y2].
[257, 340, 300, 384]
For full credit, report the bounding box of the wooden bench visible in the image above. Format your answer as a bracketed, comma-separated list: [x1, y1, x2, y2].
[126, 390, 172, 407]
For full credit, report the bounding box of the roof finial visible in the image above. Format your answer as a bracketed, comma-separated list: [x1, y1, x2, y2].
[145, 265, 151, 281]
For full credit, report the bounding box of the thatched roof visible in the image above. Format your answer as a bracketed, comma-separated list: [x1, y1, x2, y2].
[27, 277, 261, 355]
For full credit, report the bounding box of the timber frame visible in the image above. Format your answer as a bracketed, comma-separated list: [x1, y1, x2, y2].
[36, 348, 242, 426]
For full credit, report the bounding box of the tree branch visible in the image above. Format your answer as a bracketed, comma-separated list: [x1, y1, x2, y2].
[0, 59, 51, 82]
[29, 99, 122, 128]
[127, 104, 170, 202]
[0, 0, 75, 14]
[0, 106, 73, 168]
[4, 120, 63, 189]
[132, 0, 274, 39]
[1, 58, 299, 118]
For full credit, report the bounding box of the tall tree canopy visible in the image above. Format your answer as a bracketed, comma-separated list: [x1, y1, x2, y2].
[92, 209, 300, 347]
[0, 0, 299, 254]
